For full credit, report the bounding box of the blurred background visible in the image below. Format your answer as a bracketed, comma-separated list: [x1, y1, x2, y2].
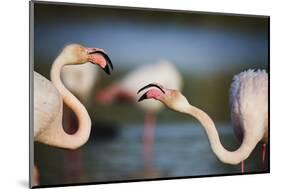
[33, 2, 269, 186]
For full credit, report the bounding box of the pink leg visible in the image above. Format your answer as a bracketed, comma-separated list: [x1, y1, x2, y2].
[143, 112, 156, 171]
[64, 150, 83, 183]
[33, 165, 40, 186]
[241, 161, 244, 173]
[262, 144, 266, 169]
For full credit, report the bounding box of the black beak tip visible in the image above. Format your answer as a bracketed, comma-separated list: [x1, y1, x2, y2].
[103, 64, 111, 75]
[91, 51, 113, 75]
[138, 93, 147, 102]
[104, 55, 114, 71]
[108, 59, 114, 70]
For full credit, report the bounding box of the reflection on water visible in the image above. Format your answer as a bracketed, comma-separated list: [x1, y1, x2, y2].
[34, 123, 268, 186]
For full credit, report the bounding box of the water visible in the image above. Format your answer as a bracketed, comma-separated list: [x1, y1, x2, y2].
[34, 123, 268, 186]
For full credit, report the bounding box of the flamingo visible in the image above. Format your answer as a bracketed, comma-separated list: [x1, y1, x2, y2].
[137, 69, 268, 173]
[33, 44, 113, 186]
[96, 60, 182, 172]
[34, 44, 113, 149]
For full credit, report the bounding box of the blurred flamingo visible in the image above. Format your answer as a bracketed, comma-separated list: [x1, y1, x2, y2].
[138, 69, 268, 173]
[61, 63, 99, 103]
[96, 60, 182, 171]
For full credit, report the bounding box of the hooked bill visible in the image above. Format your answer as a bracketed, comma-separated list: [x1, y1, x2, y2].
[90, 50, 113, 75]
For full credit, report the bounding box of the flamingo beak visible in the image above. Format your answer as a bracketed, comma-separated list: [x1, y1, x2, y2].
[138, 93, 148, 102]
[137, 83, 165, 102]
[88, 50, 114, 75]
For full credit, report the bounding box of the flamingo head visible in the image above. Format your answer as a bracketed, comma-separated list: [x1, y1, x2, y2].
[137, 83, 190, 113]
[61, 44, 113, 75]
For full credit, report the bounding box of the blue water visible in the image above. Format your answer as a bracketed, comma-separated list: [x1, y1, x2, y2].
[34, 123, 268, 186]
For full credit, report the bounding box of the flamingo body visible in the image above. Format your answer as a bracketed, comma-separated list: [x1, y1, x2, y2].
[34, 71, 62, 139]
[230, 69, 268, 144]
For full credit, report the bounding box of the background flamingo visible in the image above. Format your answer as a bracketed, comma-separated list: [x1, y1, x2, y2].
[33, 44, 113, 186]
[138, 69, 268, 173]
[61, 63, 98, 103]
[96, 60, 182, 172]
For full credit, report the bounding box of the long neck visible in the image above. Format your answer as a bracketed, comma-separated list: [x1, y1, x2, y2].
[185, 105, 261, 165]
[48, 54, 92, 149]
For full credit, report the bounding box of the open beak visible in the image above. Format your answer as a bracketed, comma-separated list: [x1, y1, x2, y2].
[137, 83, 165, 102]
[89, 50, 114, 75]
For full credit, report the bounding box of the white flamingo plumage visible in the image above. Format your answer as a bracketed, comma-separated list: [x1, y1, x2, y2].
[96, 60, 182, 171]
[137, 69, 268, 172]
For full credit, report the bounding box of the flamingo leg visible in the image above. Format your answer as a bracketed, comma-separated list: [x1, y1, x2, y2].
[33, 165, 40, 186]
[262, 143, 266, 169]
[143, 112, 156, 172]
[241, 161, 244, 173]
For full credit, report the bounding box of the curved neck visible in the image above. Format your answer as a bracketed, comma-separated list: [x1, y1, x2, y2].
[185, 105, 261, 165]
[49, 54, 91, 149]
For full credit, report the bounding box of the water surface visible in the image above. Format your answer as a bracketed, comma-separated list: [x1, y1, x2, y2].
[35, 123, 268, 186]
